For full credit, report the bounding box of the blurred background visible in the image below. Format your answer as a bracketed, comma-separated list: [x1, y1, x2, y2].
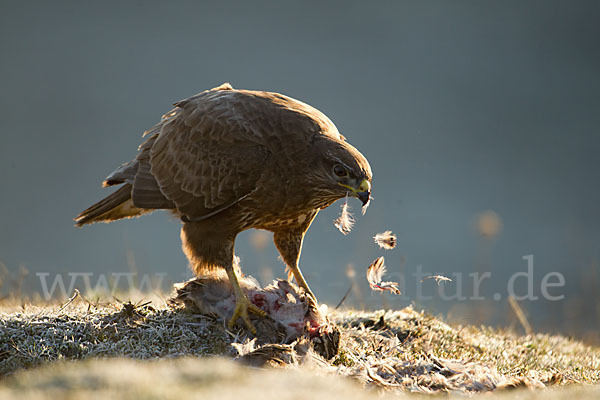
[0, 1, 598, 342]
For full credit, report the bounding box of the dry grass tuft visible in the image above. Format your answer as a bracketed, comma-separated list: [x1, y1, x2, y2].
[0, 300, 232, 376]
[331, 308, 600, 393]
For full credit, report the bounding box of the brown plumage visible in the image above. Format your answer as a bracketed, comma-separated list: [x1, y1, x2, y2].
[75, 83, 372, 333]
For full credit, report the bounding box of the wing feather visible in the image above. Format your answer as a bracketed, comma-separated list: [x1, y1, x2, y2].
[149, 91, 270, 219]
[103, 160, 138, 187]
[134, 83, 343, 220]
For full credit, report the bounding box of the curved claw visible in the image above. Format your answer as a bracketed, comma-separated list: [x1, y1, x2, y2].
[228, 294, 267, 335]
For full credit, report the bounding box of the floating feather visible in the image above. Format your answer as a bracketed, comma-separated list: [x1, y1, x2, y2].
[366, 256, 401, 295]
[374, 230, 397, 250]
[334, 196, 354, 235]
[421, 275, 452, 285]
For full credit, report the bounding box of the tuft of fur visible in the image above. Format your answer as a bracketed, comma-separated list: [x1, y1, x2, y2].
[74, 184, 150, 226]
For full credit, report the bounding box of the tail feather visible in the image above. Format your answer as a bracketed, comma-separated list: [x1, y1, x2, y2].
[75, 184, 149, 226]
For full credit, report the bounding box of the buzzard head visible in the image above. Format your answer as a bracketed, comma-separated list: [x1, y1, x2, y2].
[311, 136, 372, 209]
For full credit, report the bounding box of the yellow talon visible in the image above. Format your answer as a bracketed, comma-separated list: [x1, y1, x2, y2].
[228, 294, 266, 335]
[226, 266, 267, 335]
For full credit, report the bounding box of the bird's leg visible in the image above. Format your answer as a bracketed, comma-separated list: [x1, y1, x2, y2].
[273, 225, 318, 302]
[288, 264, 317, 302]
[180, 223, 266, 334]
[225, 264, 266, 335]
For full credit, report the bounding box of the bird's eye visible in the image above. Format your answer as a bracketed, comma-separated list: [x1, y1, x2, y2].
[333, 164, 347, 177]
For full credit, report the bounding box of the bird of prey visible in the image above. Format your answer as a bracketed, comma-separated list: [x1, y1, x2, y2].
[75, 83, 372, 333]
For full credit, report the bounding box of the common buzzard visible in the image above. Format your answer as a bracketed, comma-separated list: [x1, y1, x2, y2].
[75, 83, 372, 333]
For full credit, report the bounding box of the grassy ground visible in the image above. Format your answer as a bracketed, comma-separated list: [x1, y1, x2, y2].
[1, 295, 599, 398]
[1, 357, 600, 400]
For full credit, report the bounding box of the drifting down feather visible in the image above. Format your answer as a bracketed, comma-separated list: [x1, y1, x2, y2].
[334, 197, 354, 235]
[421, 275, 452, 285]
[374, 230, 397, 250]
[366, 256, 401, 295]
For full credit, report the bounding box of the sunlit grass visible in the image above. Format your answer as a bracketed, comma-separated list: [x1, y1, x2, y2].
[1, 295, 598, 396]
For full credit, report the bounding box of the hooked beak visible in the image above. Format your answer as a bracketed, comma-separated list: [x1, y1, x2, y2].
[339, 179, 371, 207]
[357, 190, 370, 207]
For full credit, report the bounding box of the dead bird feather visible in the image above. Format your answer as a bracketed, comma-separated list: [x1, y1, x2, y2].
[366, 256, 401, 295]
[334, 196, 354, 235]
[374, 230, 397, 250]
[421, 275, 452, 285]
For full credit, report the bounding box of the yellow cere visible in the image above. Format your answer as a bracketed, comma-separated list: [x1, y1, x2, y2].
[338, 179, 370, 193]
